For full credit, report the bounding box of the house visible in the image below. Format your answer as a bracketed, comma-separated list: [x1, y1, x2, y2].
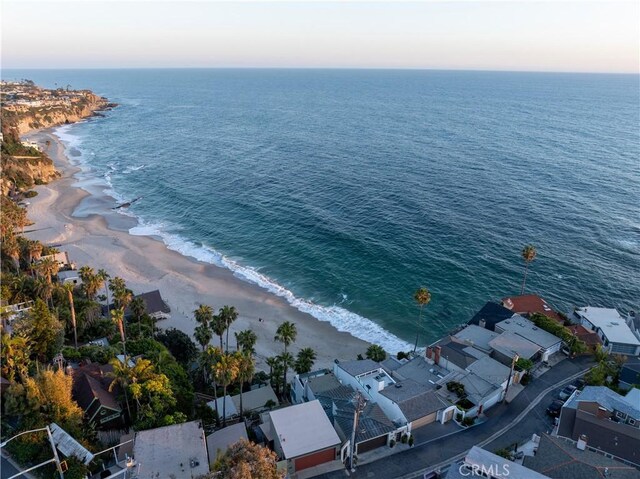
[488, 331, 540, 365]
[467, 301, 515, 331]
[132, 421, 209, 479]
[572, 307, 640, 356]
[557, 386, 640, 465]
[333, 359, 448, 431]
[207, 395, 238, 420]
[266, 400, 340, 474]
[566, 324, 602, 351]
[39, 251, 74, 271]
[502, 294, 563, 323]
[427, 340, 480, 372]
[437, 370, 503, 418]
[619, 361, 640, 391]
[205, 423, 248, 466]
[57, 270, 81, 286]
[495, 315, 563, 362]
[523, 434, 640, 479]
[465, 355, 513, 392]
[231, 384, 278, 414]
[130, 290, 171, 320]
[71, 363, 123, 429]
[444, 446, 550, 479]
[451, 324, 499, 354]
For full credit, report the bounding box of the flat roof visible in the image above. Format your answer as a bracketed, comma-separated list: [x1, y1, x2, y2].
[452, 325, 499, 352]
[269, 400, 340, 459]
[336, 359, 381, 377]
[496, 315, 562, 349]
[489, 331, 541, 359]
[575, 307, 640, 346]
[231, 385, 278, 412]
[465, 355, 511, 387]
[133, 420, 209, 479]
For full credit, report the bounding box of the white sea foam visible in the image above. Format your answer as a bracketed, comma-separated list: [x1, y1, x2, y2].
[129, 219, 412, 353]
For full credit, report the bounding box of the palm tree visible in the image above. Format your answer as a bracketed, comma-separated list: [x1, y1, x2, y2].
[235, 329, 257, 354]
[211, 313, 226, 351]
[33, 276, 54, 307]
[108, 357, 133, 419]
[294, 347, 317, 374]
[521, 245, 537, 294]
[219, 305, 239, 353]
[36, 256, 59, 285]
[3, 235, 21, 271]
[111, 307, 127, 355]
[204, 346, 222, 420]
[274, 321, 297, 397]
[79, 266, 100, 299]
[108, 276, 127, 304]
[366, 344, 387, 362]
[194, 324, 213, 351]
[130, 296, 146, 338]
[413, 287, 431, 353]
[64, 283, 78, 349]
[266, 356, 279, 389]
[194, 304, 214, 328]
[235, 351, 255, 418]
[97, 269, 110, 303]
[215, 353, 239, 426]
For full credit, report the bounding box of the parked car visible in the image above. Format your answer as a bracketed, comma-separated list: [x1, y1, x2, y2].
[547, 400, 565, 417]
[572, 378, 586, 390]
[558, 385, 577, 400]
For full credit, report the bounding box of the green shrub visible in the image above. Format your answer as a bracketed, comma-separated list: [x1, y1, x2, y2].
[494, 448, 512, 459]
[389, 439, 395, 448]
[401, 434, 408, 444]
[462, 416, 475, 427]
[408, 435, 414, 447]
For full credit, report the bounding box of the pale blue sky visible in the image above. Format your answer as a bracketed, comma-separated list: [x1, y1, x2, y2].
[2, 1, 638, 73]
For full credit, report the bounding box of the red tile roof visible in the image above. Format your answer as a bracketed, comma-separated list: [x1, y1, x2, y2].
[567, 325, 602, 346]
[501, 294, 563, 323]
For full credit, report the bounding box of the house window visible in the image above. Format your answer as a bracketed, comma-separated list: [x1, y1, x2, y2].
[616, 411, 626, 420]
[628, 419, 636, 426]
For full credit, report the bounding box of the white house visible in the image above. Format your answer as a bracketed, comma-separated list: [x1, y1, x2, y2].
[573, 307, 640, 356]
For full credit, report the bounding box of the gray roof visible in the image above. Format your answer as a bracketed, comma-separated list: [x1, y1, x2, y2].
[380, 357, 404, 372]
[133, 290, 171, 315]
[230, 385, 278, 412]
[523, 434, 640, 479]
[206, 423, 248, 464]
[308, 373, 343, 395]
[379, 379, 447, 422]
[452, 325, 499, 352]
[446, 371, 500, 405]
[563, 386, 640, 420]
[334, 402, 395, 444]
[437, 340, 478, 369]
[336, 359, 380, 377]
[392, 357, 451, 388]
[489, 331, 541, 359]
[465, 356, 511, 387]
[495, 315, 562, 349]
[466, 446, 549, 479]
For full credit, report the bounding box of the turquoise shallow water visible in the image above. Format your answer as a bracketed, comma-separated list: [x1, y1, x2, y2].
[7, 69, 640, 351]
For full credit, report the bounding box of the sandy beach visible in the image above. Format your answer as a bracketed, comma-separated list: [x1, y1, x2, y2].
[22, 128, 371, 371]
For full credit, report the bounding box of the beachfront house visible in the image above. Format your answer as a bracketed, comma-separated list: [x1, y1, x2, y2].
[39, 251, 75, 271]
[467, 301, 516, 331]
[501, 294, 564, 324]
[488, 331, 540, 366]
[205, 423, 248, 467]
[57, 269, 81, 286]
[572, 307, 640, 356]
[208, 384, 279, 419]
[494, 315, 563, 362]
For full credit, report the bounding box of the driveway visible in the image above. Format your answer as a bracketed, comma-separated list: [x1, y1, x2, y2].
[314, 355, 595, 479]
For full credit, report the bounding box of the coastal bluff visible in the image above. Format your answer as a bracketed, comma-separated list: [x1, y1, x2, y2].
[1, 80, 115, 195]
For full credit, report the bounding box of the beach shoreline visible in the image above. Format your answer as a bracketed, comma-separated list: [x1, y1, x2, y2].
[22, 126, 373, 371]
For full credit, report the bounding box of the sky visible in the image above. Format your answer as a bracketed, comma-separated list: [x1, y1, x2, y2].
[2, 1, 638, 73]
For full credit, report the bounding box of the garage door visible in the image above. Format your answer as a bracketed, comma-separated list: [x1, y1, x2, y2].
[357, 435, 387, 454]
[411, 412, 437, 429]
[294, 447, 336, 471]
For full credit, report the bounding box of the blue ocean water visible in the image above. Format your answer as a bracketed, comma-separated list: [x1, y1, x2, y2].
[7, 69, 640, 351]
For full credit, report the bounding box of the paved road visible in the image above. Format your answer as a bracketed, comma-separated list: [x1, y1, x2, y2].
[1, 456, 22, 479]
[315, 355, 594, 479]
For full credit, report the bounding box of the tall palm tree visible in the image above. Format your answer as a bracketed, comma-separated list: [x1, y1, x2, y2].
[219, 305, 239, 353]
[108, 356, 133, 419]
[215, 353, 239, 426]
[521, 245, 537, 295]
[266, 356, 279, 389]
[194, 304, 214, 329]
[274, 321, 297, 397]
[130, 296, 146, 338]
[97, 269, 110, 303]
[413, 287, 431, 353]
[64, 282, 78, 349]
[194, 324, 213, 351]
[111, 307, 127, 355]
[235, 351, 255, 418]
[33, 276, 54, 307]
[36, 256, 59, 285]
[79, 266, 96, 299]
[204, 346, 222, 420]
[211, 313, 226, 352]
[235, 329, 257, 354]
[294, 347, 317, 374]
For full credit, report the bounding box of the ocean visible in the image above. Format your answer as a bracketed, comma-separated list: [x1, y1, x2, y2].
[6, 69, 640, 352]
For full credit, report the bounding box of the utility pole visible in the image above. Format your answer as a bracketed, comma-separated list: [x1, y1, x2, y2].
[503, 353, 519, 403]
[349, 392, 367, 473]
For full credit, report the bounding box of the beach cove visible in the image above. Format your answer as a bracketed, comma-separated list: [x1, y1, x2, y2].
[23, 127, 373, 371]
